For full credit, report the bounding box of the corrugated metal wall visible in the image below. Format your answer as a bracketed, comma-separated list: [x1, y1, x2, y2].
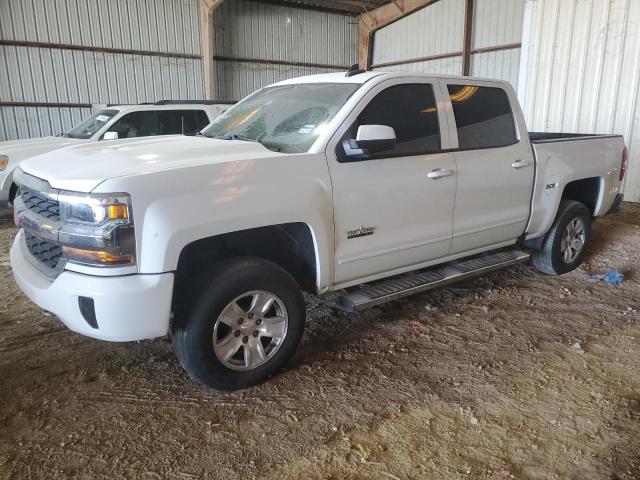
[0, 0, 203, 141]
[372, 0, 465, 66]
[371, 0, 524, 88]
[380, 57, 463, 75]
[472, 0, 524, 48]
[471, 0, 524, 86]
[470, 49, 521, 87]
[518, 0, 640, 202]
[212, 0, 358, 100]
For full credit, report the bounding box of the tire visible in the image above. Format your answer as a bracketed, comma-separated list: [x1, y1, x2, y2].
[171, 257, 306, 391]
[531, 200, 592, 275]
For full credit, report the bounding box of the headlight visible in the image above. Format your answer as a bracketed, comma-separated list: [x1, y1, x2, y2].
[0, 155, 8, 171]
[57, 191, 136, 267]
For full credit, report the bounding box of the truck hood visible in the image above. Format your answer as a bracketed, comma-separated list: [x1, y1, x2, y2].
[19, 135, 281, 192]
[1, 136, 85, 163]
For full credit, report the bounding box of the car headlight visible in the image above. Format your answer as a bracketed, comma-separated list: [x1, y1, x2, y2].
[57, 191, 136, 267]
[0, 155, 8, 171]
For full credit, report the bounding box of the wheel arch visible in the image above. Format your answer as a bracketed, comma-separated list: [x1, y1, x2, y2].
[561, 176, 602, 216]
[172, 223, 320, 307]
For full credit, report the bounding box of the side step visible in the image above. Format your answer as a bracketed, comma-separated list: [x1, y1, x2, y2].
[338, 249, 530, 312]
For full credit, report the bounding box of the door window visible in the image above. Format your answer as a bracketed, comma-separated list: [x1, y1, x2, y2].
[339, 83, 441, 161]
[447, 85, 517, 149]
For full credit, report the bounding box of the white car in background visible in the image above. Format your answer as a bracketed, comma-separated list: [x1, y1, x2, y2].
[0, 101, 234, 208]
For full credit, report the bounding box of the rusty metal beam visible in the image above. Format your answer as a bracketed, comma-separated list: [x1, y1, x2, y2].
[245, 0, 365, 16]
[213, 55, 350, 71]
[0, 101, 92, 109]
[470, 42, 521, 55]
[0, 39, 201, 60]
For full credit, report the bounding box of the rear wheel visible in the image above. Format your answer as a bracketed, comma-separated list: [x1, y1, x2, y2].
[531, 200, 591, 275]
[172, 257, 306, 390]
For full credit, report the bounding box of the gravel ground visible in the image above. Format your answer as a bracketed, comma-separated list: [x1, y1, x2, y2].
[0, 204, 639, 480]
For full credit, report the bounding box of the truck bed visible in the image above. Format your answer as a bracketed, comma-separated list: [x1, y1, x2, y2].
[529, 132, 621, 143]
[525, 133, 625, 240]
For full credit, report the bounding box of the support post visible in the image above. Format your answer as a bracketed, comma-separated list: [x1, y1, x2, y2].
[199, 0, 224, 99]
[462, 0, 474, 76]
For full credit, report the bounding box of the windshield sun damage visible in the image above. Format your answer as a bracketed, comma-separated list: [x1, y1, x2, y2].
[65, 109, 119, 139]
[201, 83, 360, 153]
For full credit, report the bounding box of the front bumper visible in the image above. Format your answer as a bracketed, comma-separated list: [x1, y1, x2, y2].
[10, 230, 174, 342]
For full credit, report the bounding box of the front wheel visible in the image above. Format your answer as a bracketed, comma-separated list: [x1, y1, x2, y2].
[172, 257, 306, 390]
[531, 200, 592, 275]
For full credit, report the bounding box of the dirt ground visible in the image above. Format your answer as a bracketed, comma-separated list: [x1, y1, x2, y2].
[0, 204, 639, 480]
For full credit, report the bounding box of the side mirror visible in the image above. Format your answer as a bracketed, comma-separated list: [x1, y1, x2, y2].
[103, 131, 119, 140]
[343, 125, 396, 159]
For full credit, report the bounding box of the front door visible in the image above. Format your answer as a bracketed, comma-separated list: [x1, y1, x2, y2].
[327, 79, 457, 286]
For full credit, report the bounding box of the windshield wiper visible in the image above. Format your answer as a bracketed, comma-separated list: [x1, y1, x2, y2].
[217, 134, 258, 142]
[210, 133, 281, 152]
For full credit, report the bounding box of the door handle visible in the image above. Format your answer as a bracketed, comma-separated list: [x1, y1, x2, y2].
[511, 159, 531, 169]
[427, 168, 454, 179]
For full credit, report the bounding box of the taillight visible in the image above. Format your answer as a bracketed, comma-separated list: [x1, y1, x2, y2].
[620, 146, 628, 181]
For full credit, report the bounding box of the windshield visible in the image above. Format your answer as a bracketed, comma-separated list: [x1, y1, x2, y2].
[65, 109, 119, 139]
[201, 83, 361, 153]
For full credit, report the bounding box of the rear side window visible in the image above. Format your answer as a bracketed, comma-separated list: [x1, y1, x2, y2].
[447, 85, 517, 149]
[196, 110, 210, 129]
[352, 83, 441, 158]
[158, 110, 208, 136]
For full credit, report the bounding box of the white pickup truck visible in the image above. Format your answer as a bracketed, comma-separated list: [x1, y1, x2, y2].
[10, 71, 626, 390]
[0, 101, 234, 208]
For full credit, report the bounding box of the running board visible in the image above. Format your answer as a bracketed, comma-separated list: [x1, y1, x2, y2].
[338, 249, 530, 312]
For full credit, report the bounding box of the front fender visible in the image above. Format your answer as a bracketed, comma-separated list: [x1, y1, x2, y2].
[94, 154, 335, 291]
[0, 167, 15, 202]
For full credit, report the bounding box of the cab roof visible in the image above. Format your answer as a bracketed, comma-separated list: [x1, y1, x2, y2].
[272, 70, 509, 86]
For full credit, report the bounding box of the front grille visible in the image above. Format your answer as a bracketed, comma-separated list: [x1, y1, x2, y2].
[20, 188, 60, 221]
[25, 232, 63, 271]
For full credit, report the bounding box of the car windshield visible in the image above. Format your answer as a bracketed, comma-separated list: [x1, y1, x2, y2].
[65, 109, 119, 139]
[201, 83, 361, 153]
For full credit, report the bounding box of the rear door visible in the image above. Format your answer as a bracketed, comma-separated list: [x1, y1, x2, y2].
[441, 80, 534, 254]
[326, 78, 457, 286]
